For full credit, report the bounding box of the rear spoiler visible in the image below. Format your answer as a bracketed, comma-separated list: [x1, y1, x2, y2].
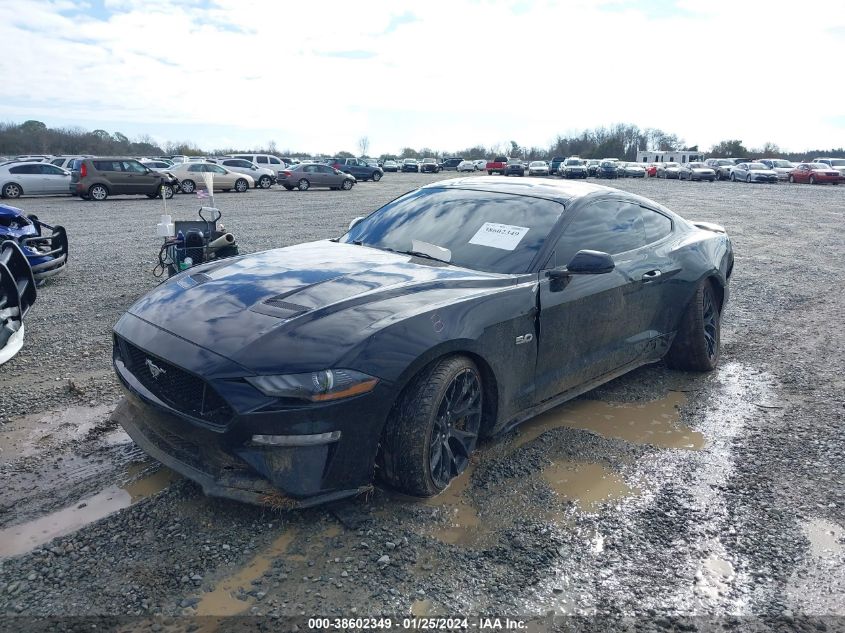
[692, 221, 727, 234]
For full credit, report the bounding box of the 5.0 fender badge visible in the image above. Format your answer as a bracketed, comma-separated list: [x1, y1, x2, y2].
[515, 333, 534, 345]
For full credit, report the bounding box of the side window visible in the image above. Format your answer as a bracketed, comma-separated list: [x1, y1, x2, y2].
[188, 164, 203, 172]
[269, 157, 281, 165]
[51, 158, 64, 166]
[10, 165, 39, 174]
[41, 165, 66, 175]
[318, 165, 333, 174]
[642, 208, 672, 243]
[552, 200, 646, 266]
[94, 160, 119, 171]
[256, 156, 269, 164]
[222, 160, 236, 167]
[123, 160, 147, 173]
[212, 165, 227, 174]
[238, 160, 253, 168]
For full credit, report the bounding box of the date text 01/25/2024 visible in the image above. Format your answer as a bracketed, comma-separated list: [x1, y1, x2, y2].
[307, 617, 527, 630]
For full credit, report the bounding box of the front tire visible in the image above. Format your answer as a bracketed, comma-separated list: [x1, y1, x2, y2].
[372, 171, 382, 181]
[297, 178, 310, 191]
[379, 355, 483, 496]
[258, 175, 272, 188]
[341, 179, 353, 190]
[665, 280, 721, 372]
[809, 175, 816, 185]
[234, 178, 248, 192]
[789, 175, 795, 183]
[180, 179, 196, 194]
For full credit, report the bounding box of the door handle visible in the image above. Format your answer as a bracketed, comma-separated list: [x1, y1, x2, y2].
[642, 269, 662, 281]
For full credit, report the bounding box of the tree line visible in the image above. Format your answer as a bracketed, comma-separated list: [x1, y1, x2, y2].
[1, 120, 842, 164]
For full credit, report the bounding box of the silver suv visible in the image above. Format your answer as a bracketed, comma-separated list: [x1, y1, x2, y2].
[211, 158, 275, 188]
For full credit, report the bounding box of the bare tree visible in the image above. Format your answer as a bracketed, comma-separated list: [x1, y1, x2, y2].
[358, 136, 370, 157]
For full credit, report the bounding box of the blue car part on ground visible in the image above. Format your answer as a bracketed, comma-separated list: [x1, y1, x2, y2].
[0, 203, 69, 283]
[0, 240, 37, 365]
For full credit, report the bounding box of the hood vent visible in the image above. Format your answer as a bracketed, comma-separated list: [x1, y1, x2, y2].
[254, 297, 311, 319]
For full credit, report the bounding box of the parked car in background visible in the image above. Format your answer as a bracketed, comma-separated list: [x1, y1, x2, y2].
[731, 163, 778, 183]
[231, 154, 287, 179]
[420, 158, 441, 173]
[141, 159, 177, 172]
[382, 160, 400, 172]
[473, 159, 486, 170]
[549, 156, 566, 175]
[210, 158, 275, 189]
[657, 162, 683, 179]
[50, 156, 89, 170]
[704, 158, 736, 181]
[646, 163, 659, 177]
[595, 160, 618, 179]
[789, 162, 842, 185]
[561, 157, 588, 179]
[528, 161, 550, 176]
[586, 159, 601, 176]
[504, 158, 525, 176]
[0, 163, 71, 198]
[621, 163, 646, 178]
[363, 158, 380, 169]
[402, 159, 420, 173]
[70, 157, 179, 201]
[757, 159, 795, 181]
[457, 160, 476, 172]
[679, 162, 716, 182]
[330, 157, 384, 181]
[168, 162, 254, 193]
[486, 156, 508, 175]
[811, 158, 845, 177]
[277, 164, 356, 191]
[440, 157, 464, 171]
[169, 155, 188, 164]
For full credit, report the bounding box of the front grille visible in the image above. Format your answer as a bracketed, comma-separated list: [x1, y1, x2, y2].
[116, 336, 233, 427]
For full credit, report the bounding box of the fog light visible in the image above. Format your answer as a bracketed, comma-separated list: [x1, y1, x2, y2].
[250, 431, 341, 447]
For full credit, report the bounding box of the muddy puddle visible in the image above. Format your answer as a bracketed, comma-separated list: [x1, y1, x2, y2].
[541, 460, 634, 509]
[803, 517, 844, 558]
[0, 463, 179, 558]
[515, 391, 703, 450]
[0, 404, 116, 460]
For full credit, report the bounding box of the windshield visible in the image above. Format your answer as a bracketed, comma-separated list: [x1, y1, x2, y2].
[600, 161, 616, 168]
[748, 163, 767, 170]
[665, 163, 680, 168]
[423, 158, 436, 163]
[404, 159, 417, 163]
[772, 160, 793, 168]
[341, 188, 564, 274]
[529, 161, 546, 167]
[688, 163, 706, 169]
[564, 159, 584, 165]
[829, 159, 845, 167]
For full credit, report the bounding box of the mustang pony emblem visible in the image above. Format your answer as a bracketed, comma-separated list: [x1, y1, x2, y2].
[145, 358, 166, 379]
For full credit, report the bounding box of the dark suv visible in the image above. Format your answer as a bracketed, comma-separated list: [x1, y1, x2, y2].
[71, 158, 178, 201]
[329, 158, 384, 182]
[504, 158, 525, 177]
[439, 157, 464, 171]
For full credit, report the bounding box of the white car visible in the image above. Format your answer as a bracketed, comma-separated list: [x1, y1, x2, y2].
[473, 159, 486, 170]
[231, 154, 288, 179]
[811, 157, 845, 177]
[457, 160, 476, 172]
[0, 162, 71, 198]
[212, 157, 276, 188]
[168, 162, 255, 193]
[528, 161, 549, 176]
[758, 158, 795, 181]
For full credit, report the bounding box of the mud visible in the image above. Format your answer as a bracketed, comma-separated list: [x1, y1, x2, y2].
[541, 461, 634, 510]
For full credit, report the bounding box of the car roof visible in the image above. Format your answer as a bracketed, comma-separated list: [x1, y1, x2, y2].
[422, 176, 613, 205]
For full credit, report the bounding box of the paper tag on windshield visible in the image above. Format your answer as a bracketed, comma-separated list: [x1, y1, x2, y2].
[469, 222, 529, 251]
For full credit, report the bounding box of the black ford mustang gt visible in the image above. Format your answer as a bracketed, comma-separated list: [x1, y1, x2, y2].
[112, 177, 733, 507]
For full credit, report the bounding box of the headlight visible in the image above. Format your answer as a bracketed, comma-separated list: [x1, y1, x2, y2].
[246, 369, 379, 402]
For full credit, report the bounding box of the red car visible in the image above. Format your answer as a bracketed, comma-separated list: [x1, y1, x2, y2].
[788, 163, 842, 185]
[646, 163, 658, 177]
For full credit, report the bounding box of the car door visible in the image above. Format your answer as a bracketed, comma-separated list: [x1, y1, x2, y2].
[7, 164, 43, 194]
[122, 160, 157, 193]
[534, 198, 652, 403]
[267, 156, 284, 179]
[39, 164, 69, 193]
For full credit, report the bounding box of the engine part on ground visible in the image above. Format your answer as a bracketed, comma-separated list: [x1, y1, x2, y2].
[0, 204, 69, 283]
[0, 241, 37, 366]
[154, 206, 240, 278]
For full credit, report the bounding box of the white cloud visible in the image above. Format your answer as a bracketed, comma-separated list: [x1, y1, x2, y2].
[2, 0, 844, 154]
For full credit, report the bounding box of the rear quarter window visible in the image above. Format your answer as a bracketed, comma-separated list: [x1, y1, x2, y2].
[642, 208, 673, 243]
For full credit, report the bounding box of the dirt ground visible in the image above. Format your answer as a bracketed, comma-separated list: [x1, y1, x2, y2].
[0, 173, 843, 631]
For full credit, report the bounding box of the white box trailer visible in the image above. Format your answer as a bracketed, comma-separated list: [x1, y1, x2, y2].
[636, 150, 703, 164]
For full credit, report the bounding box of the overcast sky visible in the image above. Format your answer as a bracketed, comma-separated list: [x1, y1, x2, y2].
[3, 0, 844, 155]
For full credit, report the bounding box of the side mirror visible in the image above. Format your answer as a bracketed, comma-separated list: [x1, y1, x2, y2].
[548, 250, 615, 279]
[348, 216, 364, 231]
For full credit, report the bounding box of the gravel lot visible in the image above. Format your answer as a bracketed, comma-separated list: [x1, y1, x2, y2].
[0, 173, 843, 630]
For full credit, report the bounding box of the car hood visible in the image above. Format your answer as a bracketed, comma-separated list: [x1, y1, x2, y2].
[126, 240, 512, 372]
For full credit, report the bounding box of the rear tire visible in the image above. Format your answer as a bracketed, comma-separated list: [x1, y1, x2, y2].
[2, 182, 22, 199]
[379, 355, 483, 496]
[789, 175, 794, 183]
[664, 280, 721, 372]
[88, 184, 108, 201]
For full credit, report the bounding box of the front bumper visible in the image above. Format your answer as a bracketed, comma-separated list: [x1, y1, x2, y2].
[750, 175, 778, 182]
[111, 318, 393, 506]
[563, 170, 588, 178]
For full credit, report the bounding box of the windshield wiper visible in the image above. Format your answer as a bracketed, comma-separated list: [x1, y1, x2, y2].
[399, 250, 451, 264]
